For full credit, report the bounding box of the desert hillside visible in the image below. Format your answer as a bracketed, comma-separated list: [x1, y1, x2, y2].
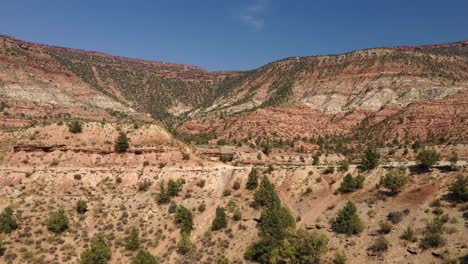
[0, 36, 467, 264]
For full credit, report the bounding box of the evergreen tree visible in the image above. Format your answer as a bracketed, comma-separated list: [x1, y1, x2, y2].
[332, 201, 364, 235]
[0, 206, 18, 233]
[167, 179, 183, 197]
[176, 232, 192, 255]
[362, 147, 380, 170]
[211, 207, 228, 231]
[125, 227, 140, 250]
[253, 176, 281, 209]
[246, 168, 259, 190]
[448, 175, 467, 202]
[156, 181, 170, 204]
[47, 208, 69, 234]
[114, 131, 130, 153]
[132, 250, 159, 264]
[80, 233, 112, 264]
[174, 205, 194, 234]
[338, 173, 356, 193]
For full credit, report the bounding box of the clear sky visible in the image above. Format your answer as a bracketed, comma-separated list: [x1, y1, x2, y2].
[1, 0, 467, 71]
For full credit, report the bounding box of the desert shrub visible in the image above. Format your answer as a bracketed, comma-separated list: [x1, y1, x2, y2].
[168, 202, 177, 214]
[47, 208, 69, 234]
[323, 166, 335, 174]
[420, 217, 447, 249]
[68, 120, 83, 133]
[246, 168, 259, 190]
[196, 179, 205, 188]
[216, 256, 230, 264]
[337, 173, 365, 193]
[176, 232, 192, 255]
[137, 179, 152, 192]
[312, 154, 320, 165]
[211, 207, 228, 231]
[197, 203, 206, 213]
[380, 168, 408, 195]
[114, 131, 130, 153]
[132, 250, 159, 264]
[400, 226, 417, 242]
[76, 200, 88, 215]
[233, 209, 242, 221]
[378, 221, 393, 234]
[220, 154, 232, 162]
[0, 207, 18, 233]
[449, 151, 458, 167]
[334, 254, 346, 264]
[416, 147, 440, 169]
[338, 160, 350, 172]
[125, 227, 140, 250]
[223, 189, 232, 196]
[174, 205, 193, 234]
[80, 233, 111, 264]
[332, 201, 364, 235]
[368, 236, 389, 256]
[182, 153, 190, 160]
[448, 175, 467, 202]
[156, 179, 184, 204]
[386, 211, 403, 224]
[233, 180, 241, 190]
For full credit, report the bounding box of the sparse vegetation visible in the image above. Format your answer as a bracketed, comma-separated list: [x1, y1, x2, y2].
[380, 168, 408, 195]
[76, 200, 88, 214]
[448, 175, 467, 202]
[0, 207, 18, 233]
[337, 173, 365, 193]
[246, 167, 259, 190]
[362, 147, 380, 170]
[416, 147, 440, 169]
[332, 201, 364, 235]
[125, 227, 141, 250]
[420, 216, 447, 249]
[80, 233, 112, 264]
[211, 207, 228, 231]
[46, 208, 69, 234]
[174, 205, 194, 234]
[132, 250, 159, 264]
[68, 120, 83, 133]
[115, 131, 130, 153]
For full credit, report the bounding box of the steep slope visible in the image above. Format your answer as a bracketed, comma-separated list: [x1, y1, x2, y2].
[181, 41, 468, 143]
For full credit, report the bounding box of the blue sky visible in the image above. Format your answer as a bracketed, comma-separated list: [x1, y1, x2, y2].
[0, 0, 467, 71]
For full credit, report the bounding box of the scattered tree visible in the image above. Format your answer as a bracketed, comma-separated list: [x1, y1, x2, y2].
[448, 175, 467, 202]
[174, 205, 194, 234]
[337, 173, 365, 193]
[47, 208, 69, 234]
[125, 227, 140, 250]
[253, 176, 281, 209]
[332, 201, 364, 235]
[380, 168, 408, 195]
[211, 207, 228, 231]
[246, 168, 259, 190]
[132, 250, 159, 264]
[0, 207, 18, 233]
[80, 233, 112, 264]
[114, 131, 130, 153]
[416, 147, 440, 170]
[362, 147, 380, 170]
[176, 232, 192, 255]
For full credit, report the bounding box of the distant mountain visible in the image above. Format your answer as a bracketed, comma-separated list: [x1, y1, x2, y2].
[1, 35, 467, 143]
